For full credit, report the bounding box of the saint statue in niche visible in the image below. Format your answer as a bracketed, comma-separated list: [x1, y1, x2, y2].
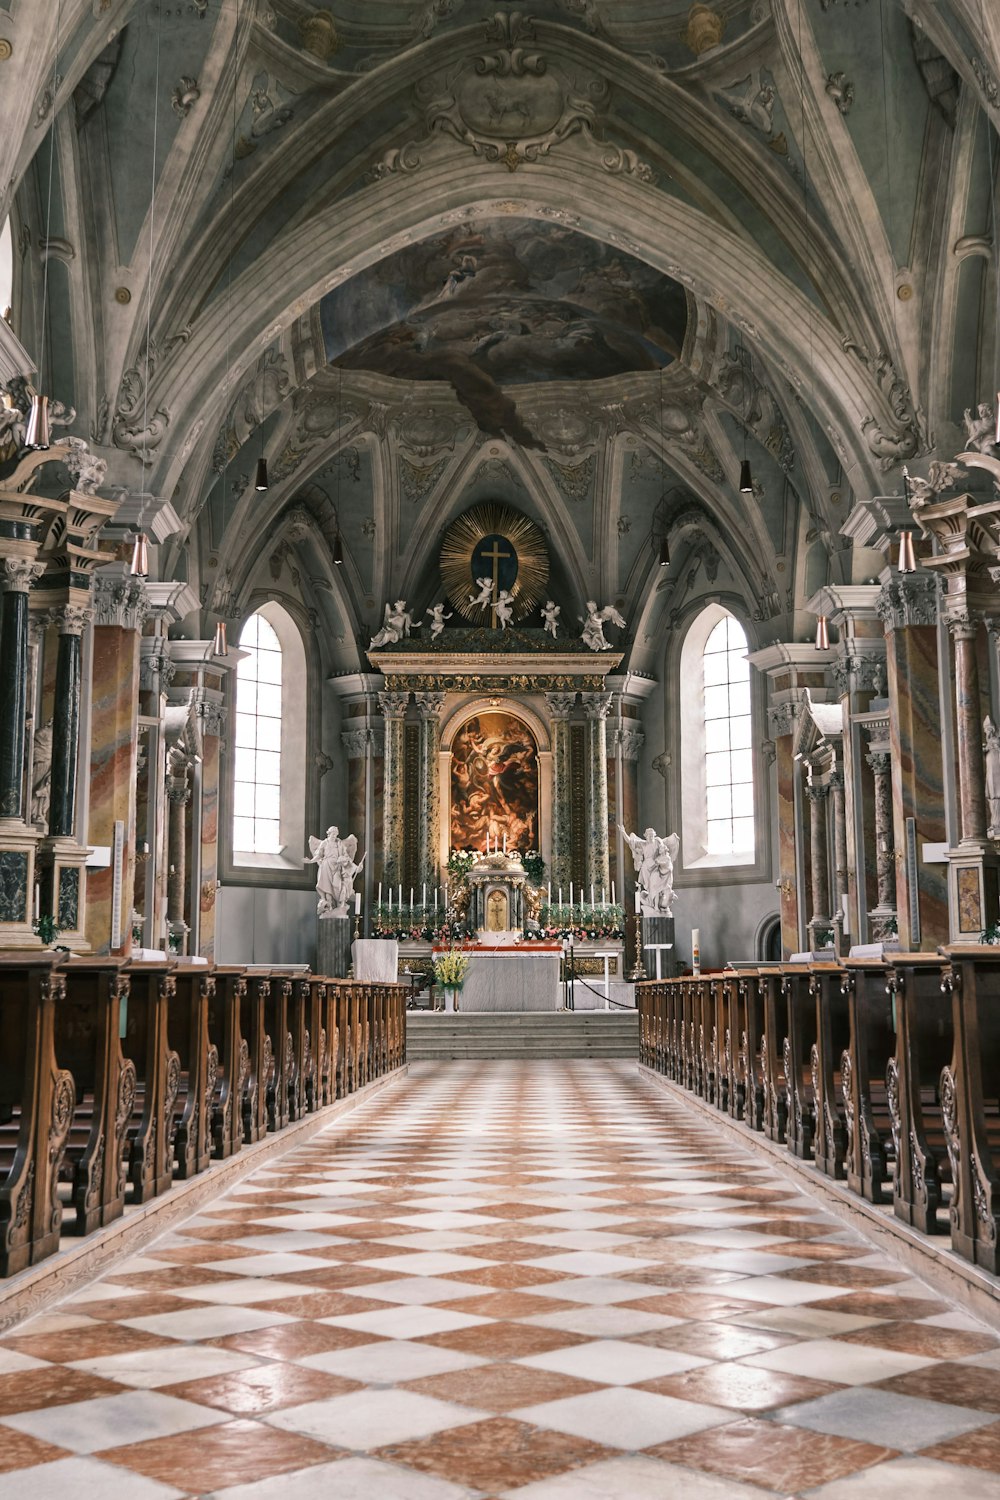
[985, 716, 1000, 836]
[451, 712, 538, 851]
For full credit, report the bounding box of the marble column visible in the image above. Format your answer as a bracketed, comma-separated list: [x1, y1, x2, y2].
[867, 751, 897, 926]
[615, 724, 643, 909]
[951, 617, 988, 845]
[546, 692, 576, 895]
[47, 605, 90, 839]
[830, 769, 849, 949]
[414, 691, 445, 891]
[582, 691, 613, 900]
[0, 558, 45, 819]
[378, 691, 408, 888]
[806, 782, 831, 943]
[166, 748, 191, 953]
[195, 699, 225, 961]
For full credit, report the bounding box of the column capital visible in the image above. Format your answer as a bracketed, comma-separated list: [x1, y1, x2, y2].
[946, 609, 981, 642]
[1, 557, 45, 593]
[831, 648, 886, 698]
[767, 699, 801, 739]
[805, 782, 831, 803]
[50, 602, 93, 637]
[615, 726, 645, 761]
[875, 571, 938, 630]
[413, 690, 446, 721]
[866, 750, 891, 777]
[378, 690, 409, 720]
[341, 728, 373, 758]
[193, 698, 226, 738]
[91, 567, 151, 630]
[545, 691, 577, 720]
[581, 691, 614, 721]
[828, 769, 845, 793]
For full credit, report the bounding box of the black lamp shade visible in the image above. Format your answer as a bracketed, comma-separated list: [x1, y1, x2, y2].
[739, 459, 753, 494]
[658, 536, 670, 566]
[254, 456, 269, 491]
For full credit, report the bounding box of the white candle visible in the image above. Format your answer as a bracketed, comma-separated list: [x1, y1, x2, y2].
[434, 886, 439, 905]
[422, 883, 427, 907]
[601, 886, 606, 906]
[410, 887, 414, 909]
[569, 882, 574, 907]
[398, 884, 402, 905]
[444, 882, 449, 905]
[590, 883, 595, 909]
[503, 832, 507, 853]
[611, 880, 616, 905]
[547, 882, 552, 904]
[355, 891, 361, 915]
[378, 881, 382, 905]
[558, 887, 563, 905]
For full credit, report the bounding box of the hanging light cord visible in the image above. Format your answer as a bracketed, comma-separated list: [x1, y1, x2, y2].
[221, 0, 241, 584]
[35, 0, 62, 399]
[139, 0, 163, 526]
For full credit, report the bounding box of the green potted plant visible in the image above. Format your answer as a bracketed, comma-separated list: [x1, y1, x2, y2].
[433, 946, 470, 1012]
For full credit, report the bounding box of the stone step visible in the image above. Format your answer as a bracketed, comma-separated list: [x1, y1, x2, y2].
[405, 1010, 638, 1060]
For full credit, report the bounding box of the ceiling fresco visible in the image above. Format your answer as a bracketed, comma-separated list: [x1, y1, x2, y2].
[321, 219, 688, 447]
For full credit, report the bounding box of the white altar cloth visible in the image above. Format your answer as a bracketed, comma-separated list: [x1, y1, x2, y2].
[440, 944, 562, 1012]
[352, 939, 399, 982]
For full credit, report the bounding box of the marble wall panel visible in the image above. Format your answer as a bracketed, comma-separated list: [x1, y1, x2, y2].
[776, 734, 798, 956]
[85, 627, 140, 954]
[199, 733, 219, 960]
[887, 624, 948, 948]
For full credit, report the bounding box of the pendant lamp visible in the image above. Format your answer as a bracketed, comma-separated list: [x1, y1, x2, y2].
[129, 530, 150, 578]
[897, 530, 916, 574]
[255, 456, 269, 492]
[23, 393, 51, 451]
[815, 615, 830, 651]
[212, 620, 228, 657]
[659, 536, 670, 566]
[739, 459, 753, 494]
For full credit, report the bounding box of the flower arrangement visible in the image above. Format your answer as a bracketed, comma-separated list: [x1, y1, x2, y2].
[447, 848, 476, 880]
[538, 902, 625, 940]
[33, 913, 59, 946]
[433, 947, 470, 990]
[522, 849, 546, 884]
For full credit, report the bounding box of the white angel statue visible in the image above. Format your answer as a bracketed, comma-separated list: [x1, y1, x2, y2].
[581, 600, 626, 651]
[307, 825, 365, 917]
[469, 575, 494, 608]
[541, 600, 560, 638]
[370, 599, 419, 650]
[494, 588, 515, 628]
[426, 602, 452, 640]
[621, 825, 680, 915]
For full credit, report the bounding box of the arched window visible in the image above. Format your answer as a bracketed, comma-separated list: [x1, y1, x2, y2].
[679, 604, 756, 868]
[0, 218, 12, 319]
[233, 613, 283, 854]
[703, 613, 754, 856]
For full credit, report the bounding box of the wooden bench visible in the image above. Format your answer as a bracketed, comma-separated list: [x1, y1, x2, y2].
[122, 958, 178, 1199]
[736, 970, 766, 1129]
[809, 961, 849, 1179]
[884, 953, 950, 1234]
[940, 947, 1000, 1273]
[758, 966, 789, 1143]
[781, 963, 817, 1161]
[0, 955, 74, 1273]
[208, 966, 247, 1159]
[841, 958, 896, 1203]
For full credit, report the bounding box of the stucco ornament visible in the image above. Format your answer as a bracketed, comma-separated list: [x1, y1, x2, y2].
[469, 575, 495, 608]
[426, 602, 452, 638]
[376, 10, 653, 180]
[541, 600, 560, 637]
[494, 588, 515, 627]
[962, 402, 998, 455]
[581, 600, 625, 651]
[307, 827, 365, 917]
[370, 599, 420, 648]
[622, 826, 680, 915]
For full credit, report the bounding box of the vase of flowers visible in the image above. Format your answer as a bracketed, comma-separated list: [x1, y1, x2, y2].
[433, 946, 470, 1012]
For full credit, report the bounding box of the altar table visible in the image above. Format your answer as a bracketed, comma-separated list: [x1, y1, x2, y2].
[439, 944, 563, 1012]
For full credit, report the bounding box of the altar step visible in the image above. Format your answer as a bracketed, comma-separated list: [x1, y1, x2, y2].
[405, 1010, 639, 1061]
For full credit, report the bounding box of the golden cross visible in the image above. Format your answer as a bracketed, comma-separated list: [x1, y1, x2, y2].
[480, 538, 512, 626]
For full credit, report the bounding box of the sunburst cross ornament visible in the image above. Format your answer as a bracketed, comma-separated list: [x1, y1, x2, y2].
[440, 502, 549, 625]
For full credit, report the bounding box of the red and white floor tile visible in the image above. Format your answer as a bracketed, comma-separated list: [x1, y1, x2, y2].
[1, 1061, 999, 1498]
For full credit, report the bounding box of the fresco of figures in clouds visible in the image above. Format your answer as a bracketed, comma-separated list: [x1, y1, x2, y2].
[321, 218, 688, 448]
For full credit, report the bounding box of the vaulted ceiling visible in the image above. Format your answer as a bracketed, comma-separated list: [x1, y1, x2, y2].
[1, 0, 998, 675]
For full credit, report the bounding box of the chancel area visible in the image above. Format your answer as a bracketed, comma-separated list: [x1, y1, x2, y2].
[2, 0, 1000, 1494]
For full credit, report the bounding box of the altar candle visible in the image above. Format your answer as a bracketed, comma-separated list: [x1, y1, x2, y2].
[398, 884, 402, 905]
[601, 886, 606, 906]
[422, 883, 427, 908]
[569, 882, 574, 907]
[503, 832, 507, 853]
[547, 882, 551, 904]
[355, 892, 362, 915]
[590, 883, 595, 909]
[410, 887, 414, 911]
[611, 880, 616, 905]
[558, 887, 563, 905]
[692, 928, 701, 977]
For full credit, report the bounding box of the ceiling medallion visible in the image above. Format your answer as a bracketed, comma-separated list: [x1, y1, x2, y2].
[440, 502, 549, 625]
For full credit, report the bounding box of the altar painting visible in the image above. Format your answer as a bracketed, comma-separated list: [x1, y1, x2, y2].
[451, 713, 538, 852]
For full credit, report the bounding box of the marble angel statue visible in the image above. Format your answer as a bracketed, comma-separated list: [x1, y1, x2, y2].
[494, 588, 515, 628]
[621, 825, 680, 915]
[426, 602, 452, 640]
[307, 826, 365, 917]
[370, 599, 419, 649]
[541, 600, 560, 638]
[986, 717, 1000, 837]
[469, 575, 494, 608]
[581, 600, 626, 651]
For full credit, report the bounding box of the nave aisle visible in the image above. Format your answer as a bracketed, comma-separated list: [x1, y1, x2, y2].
[0, 1063, 998, 1498]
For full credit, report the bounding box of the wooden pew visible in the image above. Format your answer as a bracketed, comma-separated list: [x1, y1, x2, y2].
[0, 954, 74, 1273]
[940, 947, 1000, 1273]
[736, 970, 766, 1129]
[781, 963, 817, 1160]
[885, 952, 950, 1234]
[208, 966, 247, 1159]
[169, 963, 214, 1178]
[265, 971, 294, 1132]
[286, 975, 310, 1121]
[57, 958, 136, 1233]
[841, 956, 895, 1203]
[307, 975, 328, 1109]
[758, 966, 788, 1143]
[809, 961, 849, 1179]
[240, 971, 270, 1144]
[122, 958, 177, 1199]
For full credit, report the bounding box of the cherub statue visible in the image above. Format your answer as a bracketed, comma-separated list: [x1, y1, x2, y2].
[962, 402, 999, 456]
[469, 575, 494, 608]
[541, 600, 560, 638]
[903, 461, 963, 509]
[370, 599, 419, 649]
[494, 588, 514, 628]
[307, 825, 365, 917]
[581, 600, 626, 651]
[426, 602, 452, 640]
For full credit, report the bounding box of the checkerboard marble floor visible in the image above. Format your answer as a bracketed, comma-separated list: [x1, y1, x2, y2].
[2, 1061, 1000, 1499]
